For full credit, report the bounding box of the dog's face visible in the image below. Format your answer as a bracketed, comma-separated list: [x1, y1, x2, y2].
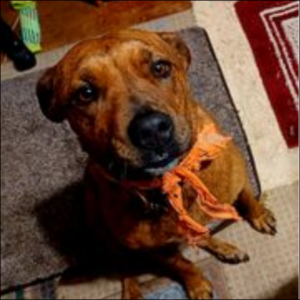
[37, 30, 200, 177]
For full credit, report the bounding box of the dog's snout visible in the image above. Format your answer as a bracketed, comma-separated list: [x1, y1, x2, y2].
[128, 111, 174, 150]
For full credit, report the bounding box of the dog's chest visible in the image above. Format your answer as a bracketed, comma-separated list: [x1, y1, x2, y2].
[114, 186, 206, 249]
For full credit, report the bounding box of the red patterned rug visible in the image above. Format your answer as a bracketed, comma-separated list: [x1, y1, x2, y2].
[235, 1, 299, 148]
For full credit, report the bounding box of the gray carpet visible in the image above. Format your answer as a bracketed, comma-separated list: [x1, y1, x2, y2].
[0, 27, 260, 292]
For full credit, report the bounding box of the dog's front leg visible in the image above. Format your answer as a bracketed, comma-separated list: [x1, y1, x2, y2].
[154, 251, 213, 300]
[235, 182, 277, 235]
[122, 277, 143, 300]
[200, 236, 250, 264]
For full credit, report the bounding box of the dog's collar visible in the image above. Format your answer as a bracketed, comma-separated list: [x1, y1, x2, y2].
[95, 163, 166, 216]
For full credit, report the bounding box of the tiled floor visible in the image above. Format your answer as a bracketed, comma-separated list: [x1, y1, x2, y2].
[218, 182, 299, 299]
[1, 2, 298, 299]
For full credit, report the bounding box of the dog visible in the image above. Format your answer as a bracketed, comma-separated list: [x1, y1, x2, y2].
[36, 29, 276, 299]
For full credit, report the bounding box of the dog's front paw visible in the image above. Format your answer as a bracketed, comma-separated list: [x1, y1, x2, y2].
[248, 207, 277, 236]
[122, 278, 144, 300]
[202, 237, 249, 265]
[122, 288, 143, 300]
[214, 247, 250, 264]
[187, 278, 213, 300]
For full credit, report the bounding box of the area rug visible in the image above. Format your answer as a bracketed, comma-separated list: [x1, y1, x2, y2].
[235, 0, 299, 148]
[1, 27, 260, 294]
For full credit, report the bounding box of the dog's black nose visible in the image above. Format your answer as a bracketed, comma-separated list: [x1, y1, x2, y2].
[128, 111, 174, 149]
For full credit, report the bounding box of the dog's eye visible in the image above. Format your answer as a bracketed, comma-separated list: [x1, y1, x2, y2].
[151, 60, 172, 79]
[76, 83, 98, 104]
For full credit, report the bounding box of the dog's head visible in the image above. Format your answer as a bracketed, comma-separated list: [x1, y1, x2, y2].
[37, 30, 201, 178]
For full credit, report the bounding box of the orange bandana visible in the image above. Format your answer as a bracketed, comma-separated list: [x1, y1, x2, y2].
[161, 123, 239, 245]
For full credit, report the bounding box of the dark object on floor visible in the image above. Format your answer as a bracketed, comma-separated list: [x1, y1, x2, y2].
[0, 17, 36, 71]
[273, 277, 299, 299]
[1, 27, 260, 293]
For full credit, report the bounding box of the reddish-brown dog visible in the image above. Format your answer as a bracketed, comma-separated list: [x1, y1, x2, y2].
[37, 30, 276, 299]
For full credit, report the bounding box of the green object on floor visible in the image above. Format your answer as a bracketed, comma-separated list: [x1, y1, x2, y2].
[10, 1, 36, 10]
[10, 1, 42, 53]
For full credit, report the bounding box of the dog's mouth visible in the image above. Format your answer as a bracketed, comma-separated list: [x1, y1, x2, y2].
[144, 156, 180, 176]
[142, 143, 191, 176]
[104, 140, 192, 181]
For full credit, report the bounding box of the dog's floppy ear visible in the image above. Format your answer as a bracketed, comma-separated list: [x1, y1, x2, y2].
[158, 32, 191, 70]
[36, 67, 67, 123]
